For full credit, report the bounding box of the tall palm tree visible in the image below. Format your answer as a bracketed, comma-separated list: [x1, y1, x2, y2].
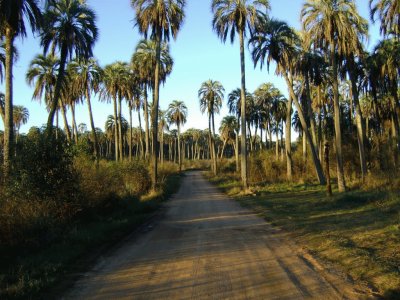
[131, 0, 186, 190]
[301, 0, 367, 192]
[41, 0, 97, 137]
[212, 0, 269, 189]
[131, 39, 173, 159]
[13, 105, 29, 142]
[370, 0, 400, 37]
[167, 100, 187, 172]
[69, 58, 102, 161]
[199, 80, 224, 175]
[249, 17, 326, 184]
[0, 0, 42, 176]
[100, 62, 129, 161]
[219, 115, 238, 159]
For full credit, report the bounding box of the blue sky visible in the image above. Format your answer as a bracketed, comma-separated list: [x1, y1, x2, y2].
[0, 0, 380, 134]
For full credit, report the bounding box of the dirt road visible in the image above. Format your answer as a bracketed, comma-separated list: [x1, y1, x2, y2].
[64, 171, 364, 299]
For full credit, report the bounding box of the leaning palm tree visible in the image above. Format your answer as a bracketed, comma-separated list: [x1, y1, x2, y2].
[249, 17, 326, 184]
[41, 0, 98, 137]
[370, 0, 400, 37]
[69, 58, 102, 161]
[131, 0, 186, 190]
[199, 80, 224, 175]
[212, 0, 269, 189]
[301, 0, 367, 192]
[131, 39, 174, 159]
[0, 0, 42, 176]
[158, 109, 169, 165]
[167, 100, 187, 172]
[13, 105, 29, 143]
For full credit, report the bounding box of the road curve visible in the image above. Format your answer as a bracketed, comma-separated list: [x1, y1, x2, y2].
[64, 171, 361, 300]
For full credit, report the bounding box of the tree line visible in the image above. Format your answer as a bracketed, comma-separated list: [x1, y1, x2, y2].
[1, 0, 399, 193]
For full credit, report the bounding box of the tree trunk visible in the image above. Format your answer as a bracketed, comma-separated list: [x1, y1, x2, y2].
[86, 87, 99, 161]
[331, 46, 346, 192]
[71, 102, 78, 143]
[284, 73, 326, 185]
[351, 78, 367, 181]
[235, 127, 240, 172]
[151, 30, 162, 191]
[143, 87, 150, 159]
[239, 29, 248, 189]
[118, 97, 123, 160]
[285, 95, 293, 181]
[211, 112, 217, 174]
[60, 104, 71, 142]
[129, 105, 133, 161]
[137, 109, 144, 158]
[208, 116, 216, 175]
[113, 97, 119, 161]
[275, 131, 279, 160]
[4, 29, 15, 178]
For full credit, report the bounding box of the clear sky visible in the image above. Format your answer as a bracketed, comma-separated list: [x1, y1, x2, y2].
[0, 0, 380, 134]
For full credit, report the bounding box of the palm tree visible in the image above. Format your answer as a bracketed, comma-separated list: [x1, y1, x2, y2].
[0, 0, 42, 176]
[249, 17, 326, 184]
[100, 62, 129, 161]
[301, 0, 367, 192]
[199, 80, 224, 175]
[131, 39, 173, 159]
[13, 105, 29, 142]
[167, 100, 187, 172]
[370, 0, 400, 37]
[131, 0, 186, 190]
[212, 0, 269, 189]
[41, 0, 97, 137]
[219, 115, 238, 159]
[69, 58, 102, 161]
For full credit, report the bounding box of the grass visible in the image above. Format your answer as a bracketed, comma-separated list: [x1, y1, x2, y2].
[208, 173, 400, 299]
[0, 173, 182, 300]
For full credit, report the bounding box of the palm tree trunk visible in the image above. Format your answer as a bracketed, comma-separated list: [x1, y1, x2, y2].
[143, 87, 150, 159]
[71, 102, 78, 144]
[208, 116, 216, 175]
[284, 73, 326, 185]
[86, 87, 99, 161]
[275, 130, 279, 160]
[118, 97, 123, 160]
[220, 140, 227, 159]
[129, 105, 133, 161]
[235, 127, 239, 172]
[60, 104, 71, 142]
[211, 112, 217, 174]
[351, 79, 367, 181]
[239, 29, 248, 189]
[151, 30, 162, 191]
[286, 95, 293, 181]
[113, 97, 119, 161]
[47, 44, 67, 138]
[137, 109, 144, 158]
[3, 29, 15, 178]
[161, 130, 164, 165]
[331, 47, 346, 192]
[306, 75, 318, 154]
